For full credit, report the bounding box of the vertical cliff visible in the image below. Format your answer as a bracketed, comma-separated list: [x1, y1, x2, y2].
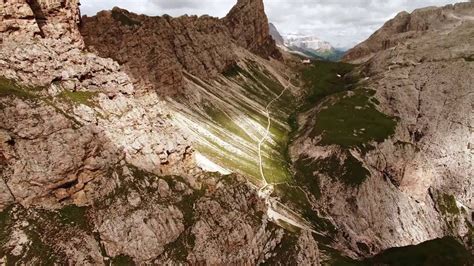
[224, 0, 282, 59]
[0, 0, 319, 264]
[80, 0, 281, 96]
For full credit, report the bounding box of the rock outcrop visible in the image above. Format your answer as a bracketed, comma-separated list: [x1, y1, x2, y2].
[0, 0, 193, 208]
[0, 0, 319, 264]
[80, 8, 235, 96]
[291, 1, 474, 258]
[0, 0, 82, 43]
[343, 2, 474, 63]
[80, 0, 281, 96]
[224, 0, 281, 59]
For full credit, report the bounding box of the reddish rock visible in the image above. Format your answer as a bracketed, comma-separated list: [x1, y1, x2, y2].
[224, 0, 282, 59]
[79, 0, 281, 96]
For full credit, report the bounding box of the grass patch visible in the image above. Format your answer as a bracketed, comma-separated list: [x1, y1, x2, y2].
[0, 77, 42, 100]
[0, 77, 84, 126]
[59, 90, 98, 108]
[111, 254, 136, 266]
[310, 88, 397, 150]
[22, 225, 60, 264]
[0, 206, 13, 249]
[248, 65, 285, 95]
[364, 237, 472, 266]
[58, 205, 90, 231]
[262, 154, 293, 184]
[223, 64, 244, 77]
[0, 206, 62, 264]
[438, 193, 460, 216]
[203, 105, 253, 143]
[313, 153, 369, 187]
[299, 60, 357, 112]
[293, 156, 322, 199]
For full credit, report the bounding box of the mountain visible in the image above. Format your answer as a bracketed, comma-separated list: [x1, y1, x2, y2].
[284, 33, 334, 52]
[343, 2, 474, 63]
[268, 24, 346, 61]
[0, 0, 318, 264]
[292, 1, 473, 258]
[1, 0, 473, 264]
[283, 33, 347, 61]
[269, 22, 284, 45]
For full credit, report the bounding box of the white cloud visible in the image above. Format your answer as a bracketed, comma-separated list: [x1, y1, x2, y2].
[80, 0, 465, 48]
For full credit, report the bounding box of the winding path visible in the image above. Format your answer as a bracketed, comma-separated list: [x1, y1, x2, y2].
[257, 83, 290, 187]
[254, 79, 316, 233]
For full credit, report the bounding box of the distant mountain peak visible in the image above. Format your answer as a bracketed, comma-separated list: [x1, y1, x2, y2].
[269, 23, 284, 45]
[267, 24, 346, 61]
[283, 33, 334, 52]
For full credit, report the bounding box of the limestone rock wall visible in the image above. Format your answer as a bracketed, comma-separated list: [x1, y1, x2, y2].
[80, 8, 236, 96]
[0, 0, 194, 208]
[224, 0, 281, 59]
[80, 0, 281, 96]
[0, 0, 82, 43]
[292, 2, 474, 258]
[343, 2, 474, 63]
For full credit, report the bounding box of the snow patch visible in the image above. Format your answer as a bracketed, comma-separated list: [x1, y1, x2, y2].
[282, 33, 334, 52]
[195, 152, 232, 175]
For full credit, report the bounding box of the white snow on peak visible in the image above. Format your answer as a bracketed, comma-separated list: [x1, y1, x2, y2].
[282, 33, 334, 52]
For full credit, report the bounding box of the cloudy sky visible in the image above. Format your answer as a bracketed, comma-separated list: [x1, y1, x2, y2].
[80, 0, 464, 48]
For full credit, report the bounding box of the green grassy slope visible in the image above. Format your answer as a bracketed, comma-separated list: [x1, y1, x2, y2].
[172, 59, 296, 184]
[293, 60, 396, 186]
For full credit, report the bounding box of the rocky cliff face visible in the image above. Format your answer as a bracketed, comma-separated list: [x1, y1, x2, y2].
[224, 0, 281, 59]
[80, 0, 281, 96]
[291, 1, 474, 258]
[0, 0, 195, 210]
[80, 8, 234, 96]
[343, 2, 474, 63]
[1, 0, 472, 264]
[0, 0, 82, 43]
[0, 0, 318, 264]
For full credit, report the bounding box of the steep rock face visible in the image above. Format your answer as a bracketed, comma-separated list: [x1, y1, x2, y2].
[0, 166, 321, 264]
[0, 0, 321, 264]
[0, 0, 193, 208]
[343, 2, 474, 63]
[291, 2, 474, 258]
[224, 0, 281, 59]
[0, 0, 82, 43]
[81, 8, 235, 96]
[80, 0, 281, 96]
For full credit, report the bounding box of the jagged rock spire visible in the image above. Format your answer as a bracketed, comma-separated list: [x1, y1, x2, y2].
[224, 0, 282, 59]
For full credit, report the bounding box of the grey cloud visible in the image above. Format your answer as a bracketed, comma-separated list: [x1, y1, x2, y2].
[150, 0, 200, 9]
